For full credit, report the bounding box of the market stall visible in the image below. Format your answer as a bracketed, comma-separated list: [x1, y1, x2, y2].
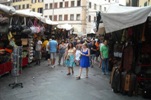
[0, 4, 58, 76]
[101, 4, 151, 98]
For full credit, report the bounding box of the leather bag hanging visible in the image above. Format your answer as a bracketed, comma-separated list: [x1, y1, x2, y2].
[9, 17, 23, 32]
[21, 17, 31, 34]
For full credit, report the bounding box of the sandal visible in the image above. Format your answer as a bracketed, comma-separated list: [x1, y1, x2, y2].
[72, 71, 74, 75]
[67, 73, 71, 75]
[76, 76, 81, 80]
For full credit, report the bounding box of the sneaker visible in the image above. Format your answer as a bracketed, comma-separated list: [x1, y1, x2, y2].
[51, 65, 55, 68]
[102, 72, 106, 75]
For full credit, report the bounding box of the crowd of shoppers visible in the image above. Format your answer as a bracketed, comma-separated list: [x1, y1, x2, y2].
[33, 35, 109, 80]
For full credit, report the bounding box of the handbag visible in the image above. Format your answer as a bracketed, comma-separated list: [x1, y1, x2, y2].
[21, 17, 31, 34]
[66, 55, 70, 60]
[9, 17, 23, 33]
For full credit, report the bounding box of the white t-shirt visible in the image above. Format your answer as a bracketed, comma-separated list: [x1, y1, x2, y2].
[75, 50, 81, 61]
[100, 43, 104, 52]
[36, 40, 42, 51]
[46, 42, 49, 52]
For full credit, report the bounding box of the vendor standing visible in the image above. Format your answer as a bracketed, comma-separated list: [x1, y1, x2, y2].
[100, 40, 109, 75]
[35, 38, 42, 66]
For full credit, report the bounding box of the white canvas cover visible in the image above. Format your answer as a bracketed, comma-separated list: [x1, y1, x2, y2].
[57, 23, 72, 30]
[102, 4, 151, 33]
[0, 4, 15, 15]
[16, 9, 42, 17]
[43, 18, 58, 25]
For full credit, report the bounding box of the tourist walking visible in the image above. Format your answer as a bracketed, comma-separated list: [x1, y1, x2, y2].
[58, 40, 66, 66]
[76, 43, 90, 80]
[100, 40, 109, 75]
[46, 38, 51, 66]
[75, 45, 81, 66]
[48, 36, 58, 68]
[90, 40, 97, 68]
[64, 43, 76, 75]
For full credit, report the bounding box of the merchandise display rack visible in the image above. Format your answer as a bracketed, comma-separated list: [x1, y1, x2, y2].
[9, 46, 23, 89]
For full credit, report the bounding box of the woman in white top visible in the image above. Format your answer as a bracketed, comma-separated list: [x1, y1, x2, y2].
[75, 45, 81, 66]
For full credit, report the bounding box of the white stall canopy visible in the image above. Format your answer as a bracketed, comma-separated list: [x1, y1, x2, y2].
[16, 10, 58, 25]
[43, 18, 58, 25]
[57, 23, 72, 30]
[0, 4, 15, 15]
[102, 4, 151, 33]
[16, 9, 42, 17]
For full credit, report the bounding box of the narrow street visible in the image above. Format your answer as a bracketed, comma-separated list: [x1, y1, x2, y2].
[0, 59, 145, 100]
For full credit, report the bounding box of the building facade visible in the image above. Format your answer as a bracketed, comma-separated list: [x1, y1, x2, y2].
[0, 0, 12, 6]
[43, 0, 103, 35]
[11, 0, 43, 13]
[138, 0, 151, 7]
[126, 0, 151, 7]
[31, 0, 43, 13]
[11, 0, 31, 10]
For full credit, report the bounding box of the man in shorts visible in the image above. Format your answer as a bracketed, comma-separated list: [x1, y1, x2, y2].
[48, 36, 58, 68]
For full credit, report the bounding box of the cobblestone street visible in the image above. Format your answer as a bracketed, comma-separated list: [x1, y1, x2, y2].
[0, 60, 145, 100]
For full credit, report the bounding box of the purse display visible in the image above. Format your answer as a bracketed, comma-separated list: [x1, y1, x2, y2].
[21, 18, 31, 34]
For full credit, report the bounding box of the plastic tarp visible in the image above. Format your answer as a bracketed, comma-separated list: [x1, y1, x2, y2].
[0, 4, 15, 15]
[101, 4, 151, 33]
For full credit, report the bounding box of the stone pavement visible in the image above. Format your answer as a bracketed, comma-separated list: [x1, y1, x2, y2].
[0, 59, 146, 100]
